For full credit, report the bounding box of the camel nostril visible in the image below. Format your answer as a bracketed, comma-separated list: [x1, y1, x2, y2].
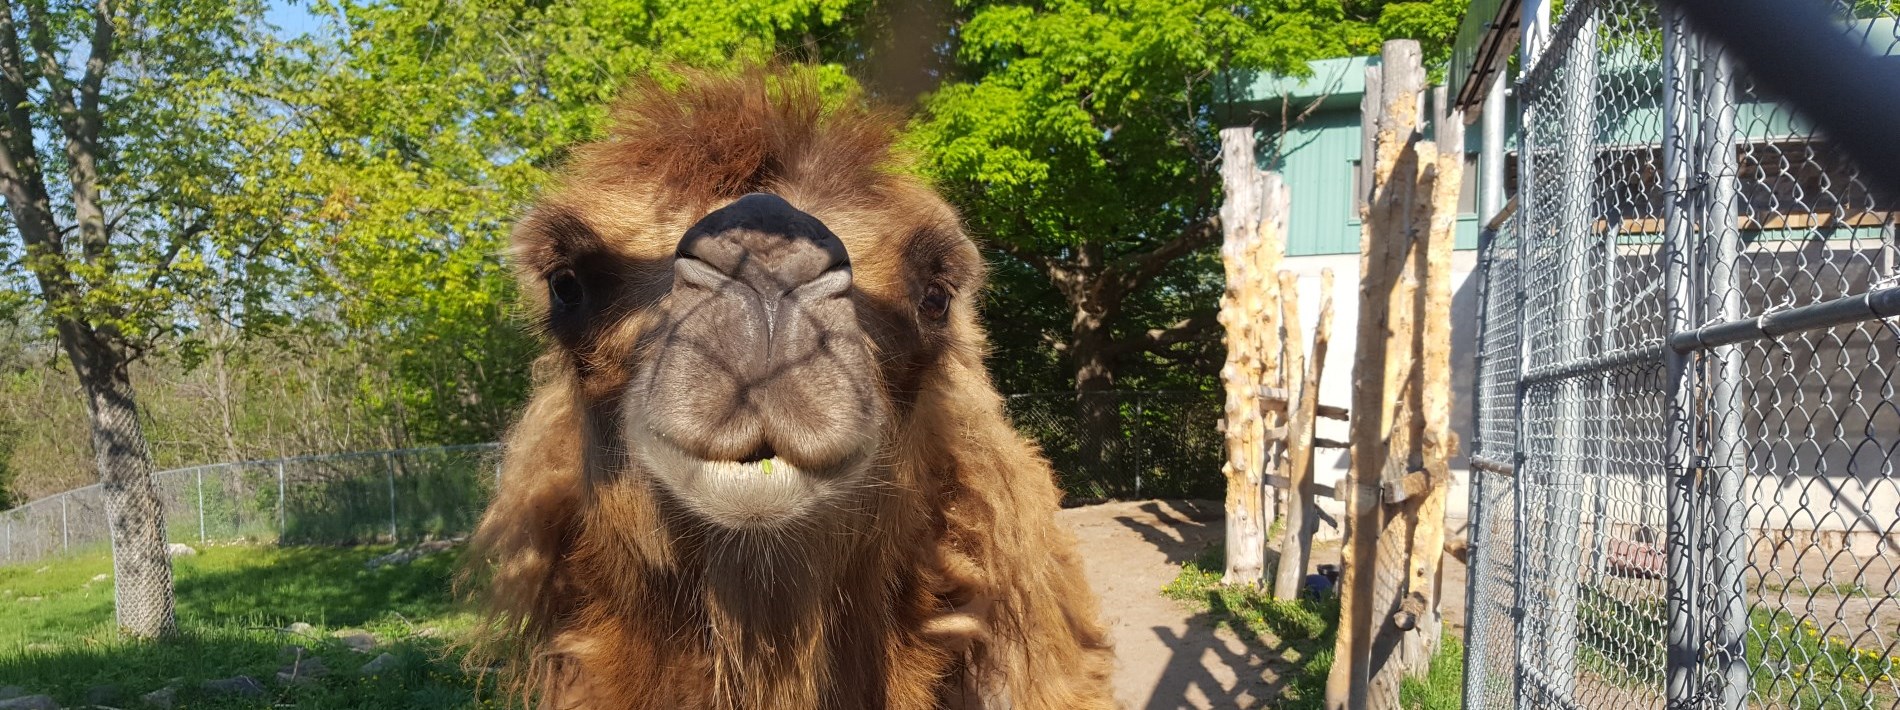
[738, 444, 776, 464]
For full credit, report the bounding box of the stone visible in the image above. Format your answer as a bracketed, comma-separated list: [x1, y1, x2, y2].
[200, 676, 265, 698]
[285, 621, 316, 635]
[88, 573, 109, 584]
[363, 538, 459, 570]
[0, 695, 57, 710]
[164, 543, 197, 558]
[140, 686, 176, 709]
[357, 652, 399, 675]
[332, 629, 376, 652]
[276, 654, 329, 685]
[0, 686, 23, 700]
[83, 684, 119, 705]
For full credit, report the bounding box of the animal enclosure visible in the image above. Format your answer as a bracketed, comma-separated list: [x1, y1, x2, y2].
[1463, 1, 1900, 708]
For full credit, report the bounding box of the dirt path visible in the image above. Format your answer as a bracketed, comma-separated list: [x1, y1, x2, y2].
[1060, 499, 1468, 709]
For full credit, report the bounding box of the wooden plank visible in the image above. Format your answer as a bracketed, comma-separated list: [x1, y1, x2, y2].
[1272, 270, 1308, 600]
[1274, 268, 1334, 601]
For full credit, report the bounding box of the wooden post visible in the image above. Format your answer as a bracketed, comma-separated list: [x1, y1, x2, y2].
[1328, 39, 1429, 710]
[1404, 84, 1465, 672]
[1274, 269, 1334, 601]
[1217, 124, 1287, 587]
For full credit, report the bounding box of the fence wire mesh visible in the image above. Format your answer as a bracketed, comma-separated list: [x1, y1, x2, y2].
[2, 390, 1224, 568]
[1467, 1, 1900, 708]
[1, 443, 501, 567]
[1004, 390, 1225, 501]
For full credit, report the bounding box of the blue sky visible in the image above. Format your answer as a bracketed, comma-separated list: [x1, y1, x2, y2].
[265, 1, 328, 39]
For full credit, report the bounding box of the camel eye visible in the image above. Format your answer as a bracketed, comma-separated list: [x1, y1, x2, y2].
[548, 269, 584, 311]
[920, 283, 951, 322]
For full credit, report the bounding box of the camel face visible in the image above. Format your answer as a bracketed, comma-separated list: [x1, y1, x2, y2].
[627, 193, 886, 528]
[516, 179, 978, 533]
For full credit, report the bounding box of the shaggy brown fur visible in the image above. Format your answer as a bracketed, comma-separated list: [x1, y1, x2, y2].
[462, 67, 1117, 709]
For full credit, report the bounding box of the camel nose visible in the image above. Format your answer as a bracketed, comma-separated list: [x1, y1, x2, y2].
[675, 193, 849, 294]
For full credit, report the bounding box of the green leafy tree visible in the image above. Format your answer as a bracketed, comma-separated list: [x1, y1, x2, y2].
[0, 0, 291, 636]
[264, 0, 878, 446]
[909, 0, 1462, 398]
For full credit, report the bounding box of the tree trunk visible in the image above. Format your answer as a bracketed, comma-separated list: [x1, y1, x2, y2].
[60, 324, 176, 638]
[1071, 310, 1123, 499]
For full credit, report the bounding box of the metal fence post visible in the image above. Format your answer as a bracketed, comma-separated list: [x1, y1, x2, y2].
[1661, 7, 1704, 707]
[196, 467, 207, 543]
[385, 451, 399, 542]
[1508, 123, 1536, 710]
[277, 461, 287, 540]
[60, 494, 69, 554]
[1542, 9, 1600, 699]
[1133, 393, 1145, 498]
[1699, 30, 1749, 710]
[1464, 223, 1498, 710]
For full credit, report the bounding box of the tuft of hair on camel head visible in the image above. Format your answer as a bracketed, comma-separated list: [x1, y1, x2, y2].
[508, 65, 988, 530]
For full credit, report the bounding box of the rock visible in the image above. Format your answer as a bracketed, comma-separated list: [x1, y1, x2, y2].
[83, 684, 120, 705]
[278, 644, 308, 661]
[0, 695, 57, 710]
[0, 688, 21, 701]
[141, 686, 176, 709]
[332, 629, 376, 652]
[31, 566, 47, 574]
[200, 676, 264, 698]
[276, 654, 329, 686]
[88, 573, 109, 584]
[164, 543, 197, 558]
[364, 538, 459, 570]
[357, 652, 399, 675]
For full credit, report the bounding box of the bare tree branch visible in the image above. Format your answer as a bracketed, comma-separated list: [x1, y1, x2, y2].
[1101, 214, 1220, 300]
[1105, 309, 1221, 357]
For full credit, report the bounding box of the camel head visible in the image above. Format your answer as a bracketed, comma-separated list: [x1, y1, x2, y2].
[509, 70, 985, 534]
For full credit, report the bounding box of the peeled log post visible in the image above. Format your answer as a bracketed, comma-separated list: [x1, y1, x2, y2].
[1273, 269, 1334, 601]
[1217, 127, 1287, 587]
[1328, 40, 1426, 710]
[1403, 84, 1465, 673]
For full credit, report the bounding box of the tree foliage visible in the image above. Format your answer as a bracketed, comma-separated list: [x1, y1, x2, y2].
[907, 0, 1462, 395]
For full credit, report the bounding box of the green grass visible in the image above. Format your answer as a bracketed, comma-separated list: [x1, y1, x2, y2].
[1400, 635, 1465, 710]
[1160, 545, 1338, 708]
[1163, 544, 1467, 709]
[0, 544, 493, 709]
[1571, 585, 1897, 709]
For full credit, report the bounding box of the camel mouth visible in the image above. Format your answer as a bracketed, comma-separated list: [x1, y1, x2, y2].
[632, 426, 859, 529]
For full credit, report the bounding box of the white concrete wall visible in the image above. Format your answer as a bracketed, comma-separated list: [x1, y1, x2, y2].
[1279, 251, 1482, 541]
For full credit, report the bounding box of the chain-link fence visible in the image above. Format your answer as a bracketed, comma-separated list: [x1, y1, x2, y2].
[1466, 1, 1900, 708]
[1005, 390, 1225, 501]
[2, 390, 1224, 567]
[1, 443, 501, 567]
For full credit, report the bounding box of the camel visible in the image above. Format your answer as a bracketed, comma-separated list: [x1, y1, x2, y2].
[462, 67, 1118, 709]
